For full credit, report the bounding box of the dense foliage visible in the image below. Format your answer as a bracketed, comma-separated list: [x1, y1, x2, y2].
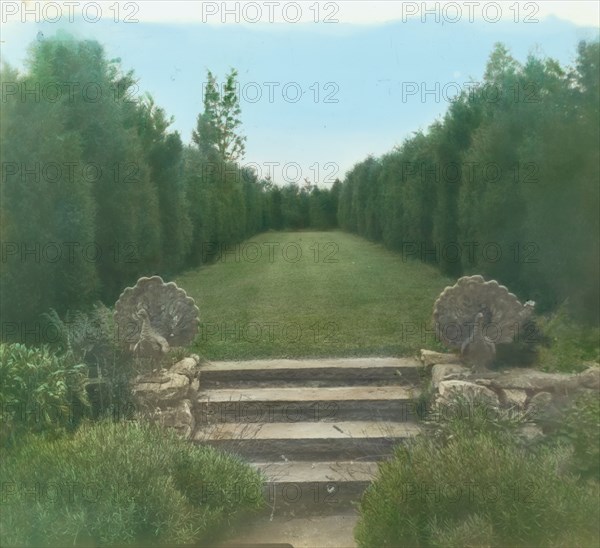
[355, 396, 600, 547]
[0, 342, 89, 446]
[0, 421, 264, 546]
[41, 304, 138, 421]
[338, 41, 600, 323]
[0, 36, 339, 335]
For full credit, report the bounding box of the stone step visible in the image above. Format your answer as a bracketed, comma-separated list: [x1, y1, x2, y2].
[251, 461, 379, 516]
[193, 359, 424, 526]
[194, 421, 420, 461]
[200, 357, 424, 388]
[196, 385, 420, 423]
[254, 460, 379, 483]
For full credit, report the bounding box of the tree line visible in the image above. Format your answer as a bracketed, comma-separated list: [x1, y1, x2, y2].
[2, 37, 597, 333]
[0, 36, 338, 333]
[337, 41, 599, 322]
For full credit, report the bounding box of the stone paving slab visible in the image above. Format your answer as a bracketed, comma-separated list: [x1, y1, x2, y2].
[252, 460, 379, 483]
[195, 420, 421, 441]
[197, 385, 417, 402]
[202, 357, 421, 371]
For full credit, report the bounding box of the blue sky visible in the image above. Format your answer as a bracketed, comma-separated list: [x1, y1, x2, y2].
[2, 1, 598, 185]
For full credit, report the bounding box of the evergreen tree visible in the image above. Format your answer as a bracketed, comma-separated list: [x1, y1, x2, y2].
[136, 94, 192, 275]
[192, 69, 246, 162]
[0, 57, 97, 325]
[336, 40, 599, 322]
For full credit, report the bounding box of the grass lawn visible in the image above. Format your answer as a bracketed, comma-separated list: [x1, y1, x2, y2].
[176, 230, 454, 360]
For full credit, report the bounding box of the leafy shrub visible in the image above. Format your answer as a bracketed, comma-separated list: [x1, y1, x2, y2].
[355, 398, 600, 547]
[0, 343, 89, 446]
[42, 305, 117, 370]
[42, 305, 136, 421]
[0, 421, 265, 546]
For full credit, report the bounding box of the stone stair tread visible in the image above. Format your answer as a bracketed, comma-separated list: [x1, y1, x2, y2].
[251, 460, 380, 483]
[194, 420, 421, 441]
[197, 385, 417, 402]
[202, 357, 421, 371]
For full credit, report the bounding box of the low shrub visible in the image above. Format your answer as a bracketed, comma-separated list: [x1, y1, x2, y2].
[355, 398, 600, 547]
[0, 420, 265, 546]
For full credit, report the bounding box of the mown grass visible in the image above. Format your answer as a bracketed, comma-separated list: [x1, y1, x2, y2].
[177, 230, 599, 371]
[177, 230, 454, 360]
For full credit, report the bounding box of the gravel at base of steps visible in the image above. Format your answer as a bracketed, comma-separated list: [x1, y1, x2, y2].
[216, 513, 359, 548]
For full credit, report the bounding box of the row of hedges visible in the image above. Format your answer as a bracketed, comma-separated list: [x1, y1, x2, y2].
[338, 41, 600, 323]
[0, 34, 340, 335]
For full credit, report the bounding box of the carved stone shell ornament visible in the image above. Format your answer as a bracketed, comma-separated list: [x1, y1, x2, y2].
[114, 276, 200, 359]
[432, 275, 535, 369]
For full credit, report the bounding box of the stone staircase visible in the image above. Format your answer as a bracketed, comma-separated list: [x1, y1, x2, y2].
[193, 357, 425, 546]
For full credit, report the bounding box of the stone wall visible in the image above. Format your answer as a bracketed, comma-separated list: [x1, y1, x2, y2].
[420, 349, 600, 436]
[131, 355, 201, 439]
[130, 351, 599, 440]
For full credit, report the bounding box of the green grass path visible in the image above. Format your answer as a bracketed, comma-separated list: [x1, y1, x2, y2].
[177, 231, 453, 360]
